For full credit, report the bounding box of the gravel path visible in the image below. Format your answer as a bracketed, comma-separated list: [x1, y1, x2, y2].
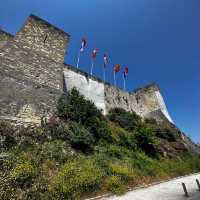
[101, 173, 200, 200]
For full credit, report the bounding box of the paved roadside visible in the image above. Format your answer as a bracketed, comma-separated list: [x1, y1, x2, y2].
[101, 173, 200, 200]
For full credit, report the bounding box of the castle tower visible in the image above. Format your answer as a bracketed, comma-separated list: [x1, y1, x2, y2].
[0, 15, 70, 125]
[132, 83, 173, 123]
[14, 15, 69, 63]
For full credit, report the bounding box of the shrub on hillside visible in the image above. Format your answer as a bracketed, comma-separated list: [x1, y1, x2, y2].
[57, 88, 112, 144]
[0, 121, 16, 150]
[33, 140, 74, 163]
[98, 144, 133, 160]
[10, 161, 36, 187]
[85, 116, 112, 143]
[57, 88, 103, 124]
[104, 176, 126, 195]
[108, 122, 137, 150]
[34, 122, 94, 153]
[49, 157, 104, 199]
[155, 121, 180, 142]
[134, 125, 158, 157]
[110, 162, 134, 181]
[107, 108, 142, 131]
[129, 151, 154, 171]
[67, 122, 95, 151]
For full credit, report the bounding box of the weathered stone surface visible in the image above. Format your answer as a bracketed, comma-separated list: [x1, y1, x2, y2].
[105, 83, 173, 122]
[132, 84, 173, 123]
[0, 30, 13, 49]
[0, 72, 61, 123]
[0, 41, 64, 90]
[14, 15, 70, 64]
[63, 66, 106, 114]
[104, 84, 140, 114]
[0, 15, 70, 125]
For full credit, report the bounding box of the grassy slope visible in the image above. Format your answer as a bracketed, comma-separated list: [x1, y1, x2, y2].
[0, 88, 200, 200]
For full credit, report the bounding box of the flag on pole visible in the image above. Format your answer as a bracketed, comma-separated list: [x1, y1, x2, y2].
[76, 38, 87, 68]
[91, 48, 99, 59]
[102, 54, 109, 82]
[114, 64, 121, 73]
[103, 54, 109, 67]
[123, 66, 128, 90]
[123, 67, 128, 78]
[80, 38, 87, 52]
[113, 64, 121, 86]
[91, 48, 99, 75]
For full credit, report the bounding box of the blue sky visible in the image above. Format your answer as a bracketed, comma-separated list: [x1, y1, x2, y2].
[0, 0, 200, 142]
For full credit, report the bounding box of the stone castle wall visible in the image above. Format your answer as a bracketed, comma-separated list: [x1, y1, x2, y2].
[0, 14, 173, 125]
[0, 15, 70, 124]
[63, 65, 173, 123]
[0, 30, 13, 49]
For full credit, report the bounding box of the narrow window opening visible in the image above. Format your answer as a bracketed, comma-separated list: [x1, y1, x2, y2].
[44, 35, 48, 44]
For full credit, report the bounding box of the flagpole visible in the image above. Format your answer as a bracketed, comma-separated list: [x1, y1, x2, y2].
[103, 65, 106, 82]
[91, 60, 94, 75]
[114, 71, 116, 87]
[76, 51, 81, 68]
[123, 74, 126, 90]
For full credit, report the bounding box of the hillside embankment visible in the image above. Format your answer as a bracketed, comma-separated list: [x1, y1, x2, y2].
[0, 88, 200, 200]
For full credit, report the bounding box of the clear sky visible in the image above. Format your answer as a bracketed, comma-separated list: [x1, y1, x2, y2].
[0, 0, 199, 142]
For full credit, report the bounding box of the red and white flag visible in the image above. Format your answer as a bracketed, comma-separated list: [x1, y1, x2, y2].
[92, 48, 99, 59]
[113, 64, 121, 87]
[80, 38, 87, 52]
[103, 54, 109, 67]
[123, 66, 129, 90]
[123, 67, 129, 78]
[114, 64, 121, 73]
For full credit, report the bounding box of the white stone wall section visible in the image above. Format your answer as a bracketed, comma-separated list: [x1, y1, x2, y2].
[63, 69, 106, 115]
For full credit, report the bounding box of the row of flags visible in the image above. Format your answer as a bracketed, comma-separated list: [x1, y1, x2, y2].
[76, 38, 129, 90]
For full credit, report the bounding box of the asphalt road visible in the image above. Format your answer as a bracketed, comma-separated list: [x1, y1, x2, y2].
[101, 173, 200, 200]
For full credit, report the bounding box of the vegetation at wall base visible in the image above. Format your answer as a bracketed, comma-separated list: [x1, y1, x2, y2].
[0, 88, 200, 199]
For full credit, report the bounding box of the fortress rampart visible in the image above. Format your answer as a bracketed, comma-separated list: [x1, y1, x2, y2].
[0, 14, 173, 125]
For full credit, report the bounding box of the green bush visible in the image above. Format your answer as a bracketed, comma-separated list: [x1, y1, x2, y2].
[10, 161, 36, 187]
[155, 122, 180, 142]
[128, 151, 155, 172]
[104, 176, 126, 195]
[57, 88, 102, 124]
[0, 121, 16, 150]
[67, 122, 95, 151]
[49, 157, 104, 199]
[57, 88, 112, 144]
[134, 125, 158, 157]
[85, 116, 112, 143]
[110, 162, 134, 181]
[0, 174, 17, 200]
[108, 122, 137, 149]
[34, 140, 74, 163]
[101, 144, 134, 160]
[108, 108, 142, 131]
